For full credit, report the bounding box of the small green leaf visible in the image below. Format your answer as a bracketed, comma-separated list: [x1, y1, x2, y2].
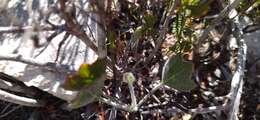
[181, 0, 199, 6]
[162, 54, 195, 92]
[144, 13, 157, 29]
[67, 84, 103, 109]
[107, 31, 116, 49]
[131, 26, 146, 41]
[62, 59, 106, 91]
[186, 0, 213, 18]
[130, 26, 146, 49]
[63, 59, 106, 109]
[77, 64, 91, 78]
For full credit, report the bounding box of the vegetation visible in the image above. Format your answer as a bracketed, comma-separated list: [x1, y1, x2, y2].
[0, 0, 259, 119]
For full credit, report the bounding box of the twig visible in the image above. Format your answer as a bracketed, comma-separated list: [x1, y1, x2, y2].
[100, 97, 131, 112]
[0, 25, 62, 33]
[55, 32, 70, 62]
[0, 53, 72, 73]
[0, 89, 44, 107]
[0, 53, 47, 67]
[227, 4, 247, 119]
[0, 105, 22, 118]
[59, 0, 98, 53]
[137, 82, 163, 108]
[0, 103, 12, 114]
[141, 103, 228, 115]
[188, 103, 228, 114]
[34, 30, 62, 57]
[141, 107, 182, 115]
[227, 29, 246, 120]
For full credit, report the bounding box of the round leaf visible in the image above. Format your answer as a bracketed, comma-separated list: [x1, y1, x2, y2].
[162, 54, 195, 92]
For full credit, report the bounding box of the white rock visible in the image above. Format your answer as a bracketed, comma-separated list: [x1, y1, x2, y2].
[0, 0, 101, 103]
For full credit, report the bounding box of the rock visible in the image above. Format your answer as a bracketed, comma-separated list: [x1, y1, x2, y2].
[0, 0, 101, 103]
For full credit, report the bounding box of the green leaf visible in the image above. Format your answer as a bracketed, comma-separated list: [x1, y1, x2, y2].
[131, 26, 146, 41]
[66, 79, 104, 109]
[186, 0, 213, 18]
[62, 59, 106, 91]
[62, 59, 106, 109]
[107, 31, 116, 49]
[144, 13, 157, 29]
[181, 0, 199, 6]
[162, 54, 195, 92]
[130, 26, 146, 49]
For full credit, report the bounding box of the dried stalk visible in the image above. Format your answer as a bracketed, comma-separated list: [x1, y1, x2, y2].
[137, 83, 163, 108]
[227, 4, 247, 120]
[100, 97, 130, 112]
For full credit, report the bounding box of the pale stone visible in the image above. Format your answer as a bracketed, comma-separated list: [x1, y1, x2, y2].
[0, 0, 100, 103]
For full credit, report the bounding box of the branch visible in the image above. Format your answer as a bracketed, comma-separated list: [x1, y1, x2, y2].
[0, 105, 22, 118]
[141, 103, 227, 115]
[137, 82, 163, 108]
[100, 97, 132, 112]
[0, 89, 44, 107]
[59, 0, 98, 53]
[227, 26, 246, 120]
[188, 103, 228, 114]
[227, 3, 247, 119]
[0, 25, 62, 34]
[0, 53, 72, 73]
[0, 54, 46, 67]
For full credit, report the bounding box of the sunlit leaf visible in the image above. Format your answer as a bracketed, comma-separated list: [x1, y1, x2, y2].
[62, 59, 106, 91]
[162, 54, 195, 92]
[62, 59, 106, 109]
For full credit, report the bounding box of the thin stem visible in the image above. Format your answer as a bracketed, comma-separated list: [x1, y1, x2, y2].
[0, 105, 22, 118]
[0, 25, 62, 34]
[137, 83, 163, 108]
[100, 97, 131, 112]
[0, 53, 72, 73]
[227, 2, 247, 118]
